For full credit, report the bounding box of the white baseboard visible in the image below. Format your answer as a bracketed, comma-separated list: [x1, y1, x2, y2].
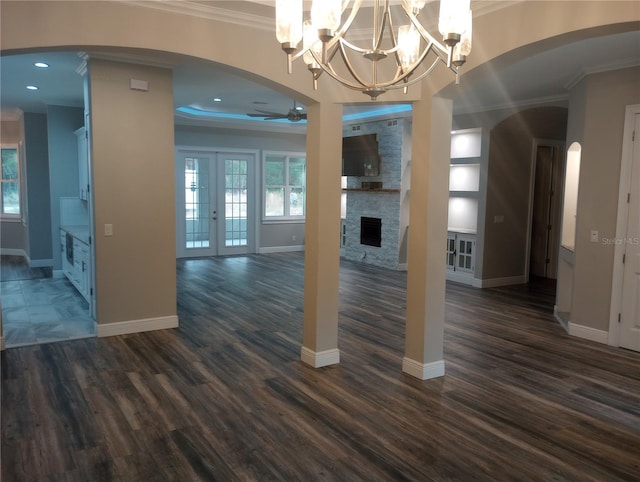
[0, 336, 5, 351]
[553, 305, 569, 332]
[259, 245, 305, 254]
[300, 346, 340, 368]
[568, 322, 608, 344]
[478, 275, 528, 288]
[97, 315, 179, 338]
[402, 357, 445, 380]
[446, 270, 481, 287]
[0, 248, 25, 257]
[27, 257, 54, 268]
[397, 263, 408, 271]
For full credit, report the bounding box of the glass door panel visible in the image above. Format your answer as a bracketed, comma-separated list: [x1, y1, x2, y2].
[177, 150, 254, 258]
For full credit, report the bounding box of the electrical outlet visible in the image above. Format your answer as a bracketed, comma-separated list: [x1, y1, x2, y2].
[590, 230, 599, 242]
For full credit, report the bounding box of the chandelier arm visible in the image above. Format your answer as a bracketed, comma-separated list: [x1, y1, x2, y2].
[402, 5, 451, 62]
[338, 40, 373, 89]
[371, 0, 390, 52]
[385, 57, 443, 92]
[322, 0, 364, 53]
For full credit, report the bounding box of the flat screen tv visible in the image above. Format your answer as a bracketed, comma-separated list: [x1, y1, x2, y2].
[342, 133, 380, 177]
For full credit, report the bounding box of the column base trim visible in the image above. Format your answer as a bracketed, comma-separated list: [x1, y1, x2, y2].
[97, 315, 179, 338]
[300, 346, 340, 368]
[402, 357, 445, 380]
[0, 336, 5, 351]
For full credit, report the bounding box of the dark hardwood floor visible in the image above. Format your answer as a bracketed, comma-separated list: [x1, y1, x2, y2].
[2, 252, 639, 481]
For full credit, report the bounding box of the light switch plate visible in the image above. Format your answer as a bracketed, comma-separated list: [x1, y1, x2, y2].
[105, 224, 113, 236]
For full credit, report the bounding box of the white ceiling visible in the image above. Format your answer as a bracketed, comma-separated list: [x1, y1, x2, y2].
[1, 1, 638, 132]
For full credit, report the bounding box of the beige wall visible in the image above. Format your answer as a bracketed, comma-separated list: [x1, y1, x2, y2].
[568, 66, 640, 331]
[481, 107, 568, 280]
[89, 59, 176, 324]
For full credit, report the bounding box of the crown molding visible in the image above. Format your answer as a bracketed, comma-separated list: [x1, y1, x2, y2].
[454, 93, 569, 116]
[564, 57, 640, 91]
[116, 1, 273, 31]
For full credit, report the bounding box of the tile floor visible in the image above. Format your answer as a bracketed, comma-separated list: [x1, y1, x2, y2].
[1, 274, 96, 348]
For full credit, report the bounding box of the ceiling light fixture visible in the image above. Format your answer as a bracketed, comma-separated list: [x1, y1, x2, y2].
[26, 85, 39, 90]
[276, 0, 472, 100]
[34, 62, 49, 68]
[212, 97, 222, 102]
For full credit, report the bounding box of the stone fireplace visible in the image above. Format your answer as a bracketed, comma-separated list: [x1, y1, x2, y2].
[342, 117, 411, 270]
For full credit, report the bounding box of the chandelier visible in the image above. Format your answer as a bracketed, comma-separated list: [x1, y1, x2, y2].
[276, 0, 472, 100]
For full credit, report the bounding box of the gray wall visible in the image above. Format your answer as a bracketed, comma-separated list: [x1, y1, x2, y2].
[47, 105, 84, 269]
[24, 112, 52, 263]
[175, 124, 307, 250]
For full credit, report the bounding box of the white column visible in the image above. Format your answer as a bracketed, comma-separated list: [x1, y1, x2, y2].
[301, 101, 343, 367]
[403, 95, 453, 379]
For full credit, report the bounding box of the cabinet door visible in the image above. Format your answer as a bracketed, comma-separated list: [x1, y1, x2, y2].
[446, 234, 456, 270]
[456, 235, 475, 273]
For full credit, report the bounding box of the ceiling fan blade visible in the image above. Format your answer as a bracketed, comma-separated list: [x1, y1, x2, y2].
[253, 109, 287, 116]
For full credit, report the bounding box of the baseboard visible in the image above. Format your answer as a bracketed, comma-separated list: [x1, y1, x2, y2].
[478, 275, 528, 288]
[0, 248, 25, 257]
[0, 336, 5, 351]
[397, 263, 408, 271]
[27, 257, 54, 268]
[259, 245, 305, 254]
[568, 322, 608, 344]
[553, 305, 570, 332]
[446, 271, 481, 287]
[402, 357, 445, 380]
[300, 346, 340, 368]
[97, 315, 179, 338]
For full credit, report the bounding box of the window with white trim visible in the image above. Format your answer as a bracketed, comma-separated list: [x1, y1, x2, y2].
[263, 152, 306, 220]
[1, 145, 21, 218]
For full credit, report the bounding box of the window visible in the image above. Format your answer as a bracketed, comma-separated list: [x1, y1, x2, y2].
[263, 152, 305, 220]
[1, 145, 20, 218]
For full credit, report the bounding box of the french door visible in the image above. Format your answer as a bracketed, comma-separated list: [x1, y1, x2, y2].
[177, 150, 255, 258]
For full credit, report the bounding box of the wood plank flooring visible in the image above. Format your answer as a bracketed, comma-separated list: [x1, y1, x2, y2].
[2, 252, 639, 481]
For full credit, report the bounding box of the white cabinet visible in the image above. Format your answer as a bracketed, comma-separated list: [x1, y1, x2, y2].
[446, 232, 476, 275]
[75, 127, 89, 201]
[60, 228, 91, 302]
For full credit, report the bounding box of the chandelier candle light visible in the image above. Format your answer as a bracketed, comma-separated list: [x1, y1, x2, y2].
[276, 0, 472, 100]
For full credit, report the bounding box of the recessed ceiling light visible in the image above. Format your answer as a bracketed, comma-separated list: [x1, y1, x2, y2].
[295, 106, 303, 111]
[26, 85, 39, 90]
[212, 97, 222, 102]
[34, 62, 49, 68]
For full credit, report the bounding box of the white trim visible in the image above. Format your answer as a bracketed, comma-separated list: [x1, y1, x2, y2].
[97, 315, 179, 338]
[553, 305, 570, 332]
[0, 248, 25, 257]
[397, 263, 408, 271]
[402, 357, 445, 380]
[568, 323, 608, 345]
[300, 346, 340, 368]
[478, 275, 528, 288]
[27, 257, 53, 268]
[608, 104, 640, 346]
[259, 245, 305, 254]
[446, 270, 481, 287]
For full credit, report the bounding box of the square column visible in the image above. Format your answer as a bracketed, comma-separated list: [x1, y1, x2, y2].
[301, 102, 343, 367]
[404, 96, 453, 379]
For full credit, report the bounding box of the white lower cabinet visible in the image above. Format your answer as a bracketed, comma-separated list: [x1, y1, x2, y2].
[60, 229, 91, 302]
[446, 232, 476, 275]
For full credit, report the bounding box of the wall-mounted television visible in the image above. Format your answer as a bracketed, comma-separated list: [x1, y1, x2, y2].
[342, 133, 380, 177]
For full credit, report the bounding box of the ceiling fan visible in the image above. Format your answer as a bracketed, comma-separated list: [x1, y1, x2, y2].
[247, 101, 307, 122]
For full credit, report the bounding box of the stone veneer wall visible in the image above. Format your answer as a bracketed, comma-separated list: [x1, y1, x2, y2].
[342, 118, 409, 269]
